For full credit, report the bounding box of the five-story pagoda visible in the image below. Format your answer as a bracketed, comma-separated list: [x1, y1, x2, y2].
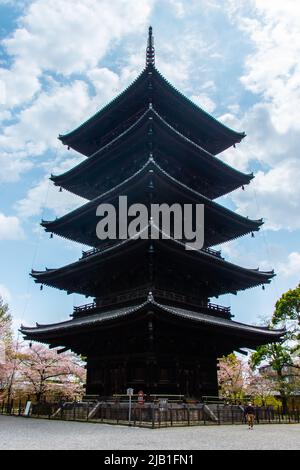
[21, 28, 283, 398]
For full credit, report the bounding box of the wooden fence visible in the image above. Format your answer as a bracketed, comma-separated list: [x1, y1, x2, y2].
[1, 400, 299, 428]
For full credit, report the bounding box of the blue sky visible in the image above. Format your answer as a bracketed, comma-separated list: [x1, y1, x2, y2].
[0, 0, 299, 336]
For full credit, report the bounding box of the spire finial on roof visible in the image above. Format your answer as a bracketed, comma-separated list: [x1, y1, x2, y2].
[146, 26, 155, 67]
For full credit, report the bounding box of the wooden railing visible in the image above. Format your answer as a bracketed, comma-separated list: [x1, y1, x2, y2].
[81, 245, 223, 259]
[73, 288, 230, 316]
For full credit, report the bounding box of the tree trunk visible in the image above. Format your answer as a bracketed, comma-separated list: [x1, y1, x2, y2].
[277, 369, 288, 414]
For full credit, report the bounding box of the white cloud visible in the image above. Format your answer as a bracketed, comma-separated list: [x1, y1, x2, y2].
[0, 0, 158, 258]
[220, 103, 300, 172]
[0, 0, 216, 188]
[0, 80, 94, 154]
[0, 110, 12, 122]
[191, 94, 216, 113]
[3, 0, 155, 76]
[201, 80, 216, 92]
[15, 177, 85, 219]
[156, 28, 215, 91]
[87, 67, 122, 103]
[0, 213, 25, 240]
[218, 239, 241, 261]
[14, 147, 87, 222]
[0, 68, 135, 181]
[231, 158, 300, 231]
[0, 0, 156, 159]
[228, 0, 300, 134]
[0, 151, 33, 183]
[47, 153, 85, 176]
[167, 0, 186, 18]
[219, 1, 300, 234]
[0, 81, 6, 106]
[278, 252, 300, 278]
[0, 60, 41, 108]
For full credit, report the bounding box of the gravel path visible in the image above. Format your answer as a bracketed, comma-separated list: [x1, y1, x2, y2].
[0, 416, 299, 450]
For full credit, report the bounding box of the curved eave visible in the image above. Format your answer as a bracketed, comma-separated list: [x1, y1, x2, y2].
[58, 66, 245, 156]
[20, 297, 284, 343]
[42, 159, 262, 242]
[59, 68, 148, 144]
[52, 107, 251, 189]
[151, 107, 250, 182]
[53, 108, 151, 184]
[152, 67, 245, 143]
[30, 231, 275, 292]
[43, 159, 152, 232]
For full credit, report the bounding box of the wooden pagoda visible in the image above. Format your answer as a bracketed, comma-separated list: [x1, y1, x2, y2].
[21, 28, 283, 398]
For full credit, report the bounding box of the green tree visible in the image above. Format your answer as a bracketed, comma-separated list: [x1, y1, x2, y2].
[273, 283, 300, 353]
[250, 283, 300, 412]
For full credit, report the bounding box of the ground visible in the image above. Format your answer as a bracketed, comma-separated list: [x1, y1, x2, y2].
[0, 416, 299, 450]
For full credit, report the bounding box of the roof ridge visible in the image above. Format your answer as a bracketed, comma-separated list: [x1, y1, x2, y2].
[152, 67, 245, 140]
[59, 68, 148, 141]
[54, 106, 252, 185]
[152, 107, 252, 179]
[33, 225, 274, 285]
[21, 295, 285, 338]
[43, 158, 152, 228]
[44, 158, 261, 233]
[151, 299, 285, 334]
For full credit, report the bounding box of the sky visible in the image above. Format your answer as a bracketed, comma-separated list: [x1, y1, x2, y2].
[0, 0, 299, 336]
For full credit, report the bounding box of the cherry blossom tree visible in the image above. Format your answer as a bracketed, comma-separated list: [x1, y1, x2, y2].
[0, 358, 15, 399]
[246, 368, 274, 405]
[0, 296, 14, 399]
[0, 297, 86, 402]
[17, 343, 86, 402]
[218, 353, 247, 402]
[0, 296, 12, 351]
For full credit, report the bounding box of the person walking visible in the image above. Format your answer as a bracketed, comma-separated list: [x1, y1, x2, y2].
[244, 402, 255, 430]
